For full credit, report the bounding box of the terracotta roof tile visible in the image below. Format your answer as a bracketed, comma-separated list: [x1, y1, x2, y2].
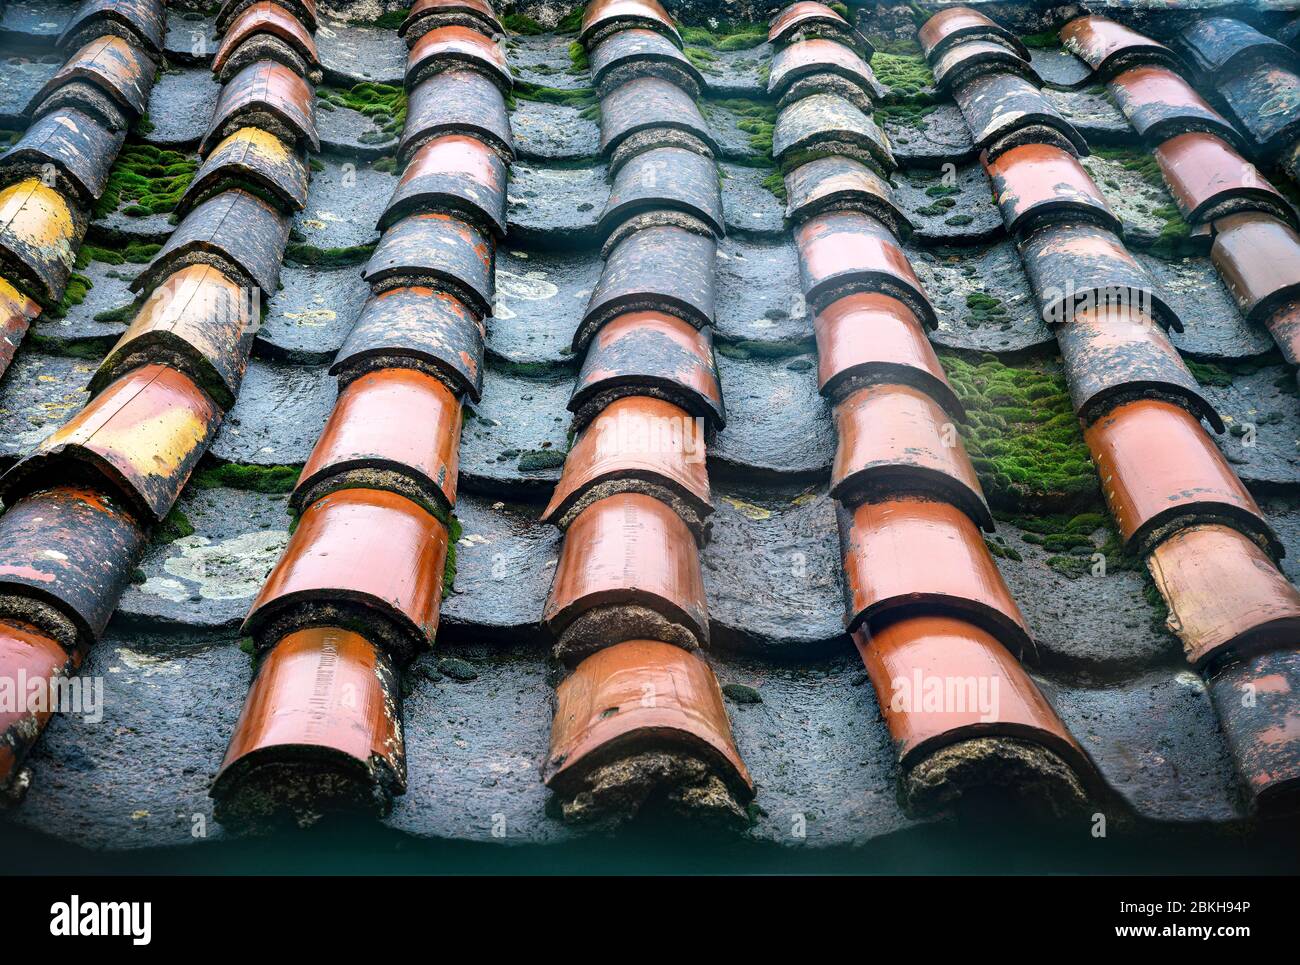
[293, 367, 461, 521]
[767, 1, 870, 58]
[855, 615, 1093, 814]
[784, 154, 910, 237]
[129, 187, 291, 297]
[1154, 132, 1292, 228]
[931, 38, 1039, 94]
[379, 134, 508, 237]
[0, 487, 147, 651]
[0, 617, 78, 792]
[832, 383, 990, 530]
[813, 292, 962, 417]
[0, 106, 126, 206]
[794, 210, 933, 322]
[599, 145, 724, 244]
[244, 487, 451, 663]
[588, 28, 703, 100]
[918, 6, 1029, 61]
[1108, 65, 1241, 147]
[200, 60, 319, 155]
[1149, 524, 1300, 668]
[985, 141, 1119, 238]
[837, 497, 1032, 656]
[211, 626, 405, 826]
[1, 363, 221, 522]
[1060, 14, 1180, 81]
[30, 34, 156, 121]
[579, 0, 680, 50]
[362, 211, 494, 318]
[407, 24, 512, 93]
[1209, 648, 1300, 815]
[952, 69, 1088, 158]
[331, 286, 486, 402]
[569, 310, 724, 432]
[212, 2, 320, 80]
[545, 639, 753, 809]
[0, 177, 86, 306]
[1211, 211, 1300, 329]
[1056, 305, 1223, 431]
[598, 75, 718, 166]
[400, 0, 503, 45]
[544, 492, 709, 660]
[90, 264, 255, 411]
[216, 0, 316, 34]
[768, 37, 883, 111]
[1177, 16, 1297, 79]
[1215, 59, 1300, 159]
[180, 125, 311, 217]
[58, 0, 166, 56]
[542, 395, 712, 536]
[399, 69, 514, 165]
[0, 277, 39, 378]
[1085, 398, 1280, 558]
[770, 91, 894, 173]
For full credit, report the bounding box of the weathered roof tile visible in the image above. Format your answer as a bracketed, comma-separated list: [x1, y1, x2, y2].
[200, 60, 319, 156]
[407, 24, 512, 93]
[588, 28, 703, 100]
[985, 141, 1119, 237]
[379, 134, 508, 237]
[180, 125, 310, 216]
[0, 106, 125, 205]
[363, 212, 494, 318]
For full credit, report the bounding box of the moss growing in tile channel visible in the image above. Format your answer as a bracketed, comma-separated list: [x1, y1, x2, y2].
[710, 97, 777, 157]
[872, 50, 936, 105]
[502, 12, 546, 34]
[192, 462, 302, 494]
[95, 142, 196, 219]
[443, 513, 462, 596]
[940, 353, 1099, 512]
[1086, 146, 1194, 259]
[317, 83, 407, 142]
[155, 506, 196, 544]
[1020, 30, 1060, 49]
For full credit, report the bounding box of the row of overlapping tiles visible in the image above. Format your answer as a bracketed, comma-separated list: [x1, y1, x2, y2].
[210, 0, 529, 825]
[921, 6, 1300, 813]
[0, 0, 325, 797]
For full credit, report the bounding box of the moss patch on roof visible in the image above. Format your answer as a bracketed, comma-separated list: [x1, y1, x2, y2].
[191, 462, 301, 494]
[443, 513, 462, 595]
[94, 142, 196, 219]
[872, 51, 936, 105]
[155, 506, 196, 544]
[502, 12, 547, 35]
[317, 82, 407, 141]
[1087, 146, 1194, 259]
[940, 353, 1099, 512]
[1020, 30, 1060, 49]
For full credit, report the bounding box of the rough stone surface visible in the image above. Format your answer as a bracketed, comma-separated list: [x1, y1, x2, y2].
[697, 44, 770, 98]
[894, 163, 1003, 246]
[92, 205, 177, 244]
[511, 99, 600, 162]
[507, 161, 607, 248]
[1139, 254, 1274, 360]
[701, 99, 767, 165]
[909, 242, 1054, 355]
[880, 103, 976, 169]
[1030, 46, 1092, 90]
[720, 162, 785, 238]
[209, 360, 335, 465]
[458, 366, 572, 496]
[508, 33, 589, 92]
[439, 492, 559, 646]
[317, 18, 406, 86]
[490, 247, 600, 367]
[0, 0, 74, 43]
[1080, 152, 1181, 247]
[711, 351, 833, 480]
[260, 264, 370, 364]
[164, 8, 218, 66]
[1200, 362, 1300, 490]
[0, 53, 60, 126]
[144, 69, 222, 149]
[715, 236, 810, 350]
[121, 486, 291, 628]
[1044, 87, 1129, 144]
[291, 155, 393, 253]
[28, 258, 138, 351]
[317, 101, 398, 159]
[0, 352, 93, 464]
[703, 485, 845, 655]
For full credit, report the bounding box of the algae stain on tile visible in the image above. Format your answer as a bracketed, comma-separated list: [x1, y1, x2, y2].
[141, 530, 290, 602]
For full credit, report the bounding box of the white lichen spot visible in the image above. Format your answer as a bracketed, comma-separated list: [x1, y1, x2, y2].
[159, 530, 291, 600]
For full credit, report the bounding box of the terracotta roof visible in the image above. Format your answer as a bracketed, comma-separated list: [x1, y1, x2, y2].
[1, 0, 1300, 862]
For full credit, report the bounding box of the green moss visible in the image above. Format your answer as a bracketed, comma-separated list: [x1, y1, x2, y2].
[568, 40, 589, 74]
[284, 241, 376, 267]
[1020, 30, 1060, 49]
[679, 23, 767, 51]
[876, 102, 939, 130]
[94, 142, 196, 219]
[709, 97, 777, 158]
[76, 242, 161, 267]
[24, 332, 105, 358]
[761, 170, 787, 200]
[555, 6, 585, 33]
[872, 52, 935, 104]
[155, 507, 195, 544]
[940, 353, 1099, 512]
[47, 272, 92, 320]
[372, 8, 409, 29]
[443, 514, 462, 595]
[191, 462, 302, 494]
[513, 82, 597, 109]
[502, 12, 546, 34]
[1089, 146, 1196, 258]
[829, 2, 850, 17]
[317, 82, 407, 137]
[93, 300, 139, 323]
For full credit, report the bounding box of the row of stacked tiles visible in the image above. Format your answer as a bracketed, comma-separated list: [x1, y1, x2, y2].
[767, 1, 1096, 817]
[924, 6, 1300, 813]
[0, 0, 322, 799]
[209, 0, 523, 826]
[540, 0, 753, 826]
